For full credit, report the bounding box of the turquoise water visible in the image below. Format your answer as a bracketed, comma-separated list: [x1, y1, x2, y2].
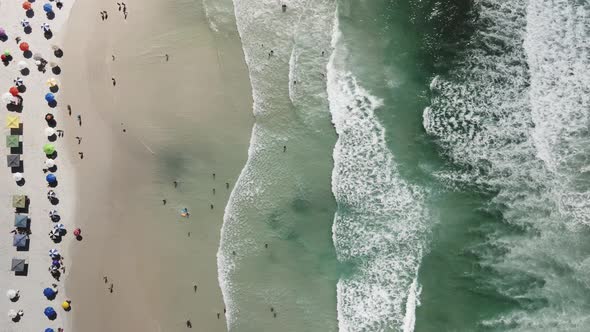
[212, 0, 590, 331]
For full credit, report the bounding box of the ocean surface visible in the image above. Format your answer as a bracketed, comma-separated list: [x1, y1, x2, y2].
[209, 0, 590, 331]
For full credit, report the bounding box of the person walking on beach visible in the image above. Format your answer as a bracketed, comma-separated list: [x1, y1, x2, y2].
[78, 152, 84, 159]
[104, 276, 108, 283]
[193, 284, 197, 292]
[77, 114, 82, 126]
[226, 182, 230, 189]
[283, 145, 287, 152]
[210, 204, 214, 210]
[109, 283, 114, 293]
[165, 54, 169, 61]
[213, 173, 216, 179]
[162, 199, 167, 205]
[186, 320, 192, 328]
[117, 2, 121, 11]
[212, 188, 215, 195]
[75, 136, 81, 144]
[67, 104, 72, 116]
[112, 77, 116, 86]
[173, 180, 178, 188]
[112, 54, 115, 61]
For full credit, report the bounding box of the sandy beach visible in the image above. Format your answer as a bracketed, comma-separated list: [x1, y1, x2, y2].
[59, 0, 253, 331]
[0, 0, 78, 331]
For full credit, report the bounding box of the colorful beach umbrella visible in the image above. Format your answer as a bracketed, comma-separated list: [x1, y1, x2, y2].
[22, 1, 32, 10]
[43, 3, 53, 12]
[9, 86, 19, 96]
[6, 135, 19, 148]
[43, 143, 56, 155]
[43, 288, 56, 298]
[6, 289, 18, 300]
[46, 173, 56, 183]
[73, 228, 81, 236]
[12, 195, 26, 208]
[6, 115, 20, 129]
[19, 42, 29, 52]
[14, 214, 28, 228]
[45, 329, 55, 332]
[14, 77, 24, 86]
[43, 306, 56, 319]
[45, 92, 55, 102]
[53, 224, 65, 231]
[61, 301, 70, 310]
[0, 28, 6, 36]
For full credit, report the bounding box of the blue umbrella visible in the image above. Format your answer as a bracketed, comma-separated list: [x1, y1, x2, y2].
[45, 93, 55, 102]
[43, 3, 53, 13]
[46, 173, 56, 183]
[45, 328, 55, 332]
[43, 287, 55, 298]
[44, 306, 56, 319]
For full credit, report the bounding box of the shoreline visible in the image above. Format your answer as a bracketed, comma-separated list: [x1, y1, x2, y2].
[61, 0, 253, 330]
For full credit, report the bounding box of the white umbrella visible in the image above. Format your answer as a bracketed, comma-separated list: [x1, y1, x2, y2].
[13, 77, 23, 86]
[54, 224, 65, 231]
[49, 249, 59, 257]
[34, 60, 41, 66]
[45, 159, 56, 168]
[49, 209, 58, 216]
[44, 127, 56, 136]
[7, 309, 17, 318]
[17, 61, 28, 70]
[2, 92, 15, 105]
[46, 78, 58, 87]
[13, 173, 23, 182]
[47, 190, 56, 198]
[6, 289, 18, 300]
[33, 53, 43, 60]
[48, 61, 58, 68]
[20, 19, 30, 28]
[41, 23, 50, 32]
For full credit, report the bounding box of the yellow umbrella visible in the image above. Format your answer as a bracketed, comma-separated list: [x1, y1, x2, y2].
[61, 301, 70, 310]
[6, 115, 19, 129]
[46, 78, 58, 87]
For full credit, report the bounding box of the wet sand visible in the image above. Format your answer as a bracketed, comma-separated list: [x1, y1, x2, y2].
[61, 0, 253, 330]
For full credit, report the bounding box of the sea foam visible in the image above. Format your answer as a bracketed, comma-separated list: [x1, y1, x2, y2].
[328, 15, 430, 332]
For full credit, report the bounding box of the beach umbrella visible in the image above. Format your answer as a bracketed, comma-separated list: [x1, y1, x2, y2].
[7, 309, 17, 318]
[22, 1, 32, 10]
[45, 159, 56, 167]
[49, 248, 59, 257]
[14, 214, 28, 228]
[19, 42, 29, 52]
[14, 77, 24, 86]
[73, 228, 81, 236]
[45, 127, 56, 136]
[7, 155, 21, 168]
[9, 86, 19, 96]
[6, 115, 20, 128]
[46, 78, 58, 87]
[43, 287, 56, 298]
[6, 289, 18, 300]
[0, 28, 6, 37]
[20, 19, 30, 28]
[49, 209, 58, 216]
[33, 52, 43, 60]
[47, 190, 56, 198]
[43, 3, 53, 12]
[45, 328, 55, 332]
[41, 23, 50, 32]
[17, 61, 28, 70]
[13, 233, 28, 247]
[12, 195, 26, 208]
[4, 50, 10, 56]
[11, 258, 26, 272]
[52, 260, 60, 267]
[45, 92, 55, 102]
[0, 54, 6, 61]
[43, 306, 56, 319]
[2, 92, 15, 104]
[43, 143, 56, 155]
[46, 173, 57, 183]
[6, 135, 20, 148]
[45, 113, 54, 121]
[61, 301, 70, 310]
[13, 173, 23, 181]
[53, 224, 65, 231]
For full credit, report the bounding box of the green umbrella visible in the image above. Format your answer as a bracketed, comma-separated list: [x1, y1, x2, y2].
[43, 143, 55, 155]
[12, 195, 26, 208]
[4, 50, 10, 56]
[6, 135, 19, 148]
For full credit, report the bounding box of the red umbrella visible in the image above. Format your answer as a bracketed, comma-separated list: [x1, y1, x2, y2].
[73, 228, 81, 236]
[0, 54, 6, 61]
[19, 42, 29, 52]
[22, 1, 32, 10]
[9, 87, 19, 96]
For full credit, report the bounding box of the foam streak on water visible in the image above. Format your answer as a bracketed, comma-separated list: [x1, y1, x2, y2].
[328, 15, 430, 332]
[424, 0, 590, 329]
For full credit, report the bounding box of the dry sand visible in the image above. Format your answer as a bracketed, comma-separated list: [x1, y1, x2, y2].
[60, 0, 253, 331]
[0, 0, 78, 331]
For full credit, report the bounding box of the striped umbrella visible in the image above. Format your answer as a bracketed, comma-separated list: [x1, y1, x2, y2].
[53, 224, 65, 231]
[20, 19, 29, 28]
[49, 249, 59, 257]
[13, 77, 23, 86]
[41, 23, 50, 32]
